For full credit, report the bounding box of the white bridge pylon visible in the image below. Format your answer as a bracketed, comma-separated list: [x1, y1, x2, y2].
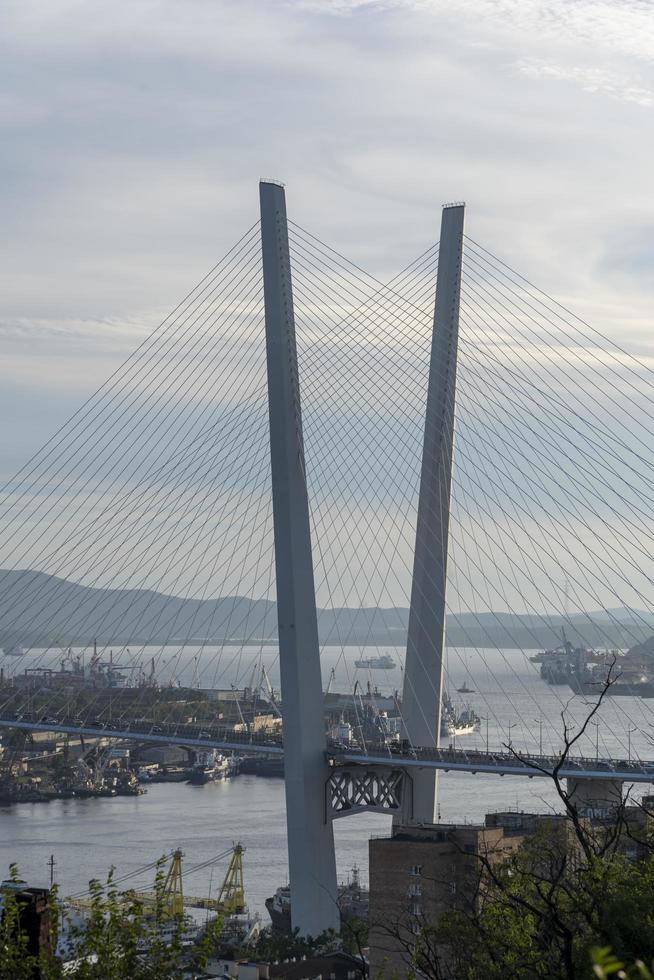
[260, 180, 339, 937]
[259, 183, 465, 933]
[401, 203, 465, 824]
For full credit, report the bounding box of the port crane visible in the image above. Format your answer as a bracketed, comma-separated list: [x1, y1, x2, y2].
[66, 844, 247, 917]
[128, 844, 246, 915]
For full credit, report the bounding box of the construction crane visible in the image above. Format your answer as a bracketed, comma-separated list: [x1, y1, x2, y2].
[152, 845, 246, 915]
[215, 843, 245, 914]
[260, 666, 282, 719]
[184, 844, 246, 914]
[68, 844, 247, 918]
[161, 849, 184, 917]
[231, 685, 249, 733]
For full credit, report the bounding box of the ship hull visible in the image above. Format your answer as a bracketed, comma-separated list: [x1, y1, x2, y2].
[569, 678, 654, 698]
[239, 756, 284, 778]
[188, 765, 232, 784]
[441, 723, 479, 737]
[265, 897, 292, 934]
[266, 877, 369, 935]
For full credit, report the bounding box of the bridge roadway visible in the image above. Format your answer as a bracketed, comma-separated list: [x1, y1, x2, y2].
[1, 715, 653, 783]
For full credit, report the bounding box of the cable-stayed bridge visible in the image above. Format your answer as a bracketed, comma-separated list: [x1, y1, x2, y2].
[2, 182, 654, 934]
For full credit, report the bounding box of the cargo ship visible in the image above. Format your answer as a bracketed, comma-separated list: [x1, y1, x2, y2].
[568, 670, 654, 698]
[530, 630, 621, 686]
[530, 631, 654, 696]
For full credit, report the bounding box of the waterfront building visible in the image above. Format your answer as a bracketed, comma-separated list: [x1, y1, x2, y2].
[368, 814, 566, 978]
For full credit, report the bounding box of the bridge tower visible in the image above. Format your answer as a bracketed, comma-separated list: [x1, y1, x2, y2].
[259, 180, 339, 936]
[401, 203, 465, 823]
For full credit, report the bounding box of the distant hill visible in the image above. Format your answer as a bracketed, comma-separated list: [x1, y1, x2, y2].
[624, 634, 654, 659]
[0, 569, 652, 651]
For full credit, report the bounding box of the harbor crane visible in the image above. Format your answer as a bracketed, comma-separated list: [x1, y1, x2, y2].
[67, 844, 247, 918]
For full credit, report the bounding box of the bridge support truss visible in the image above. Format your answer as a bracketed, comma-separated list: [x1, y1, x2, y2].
[327, 766, 411, 820]
[259, 180, 339, 937]
[401, 203, 465, 824]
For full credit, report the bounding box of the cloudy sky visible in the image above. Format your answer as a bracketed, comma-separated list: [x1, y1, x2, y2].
[1, 0, 653, 613]
[2, 0, 653, 443]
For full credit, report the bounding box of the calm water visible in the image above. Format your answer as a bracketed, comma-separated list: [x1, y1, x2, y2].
[0, 772, 567, 917]
[1, 644, 652, 916]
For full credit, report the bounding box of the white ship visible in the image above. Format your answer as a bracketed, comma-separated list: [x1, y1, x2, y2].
[440, 693, 480, 738]
[354, 653, 395, 669]
[188, 750, 239, 784]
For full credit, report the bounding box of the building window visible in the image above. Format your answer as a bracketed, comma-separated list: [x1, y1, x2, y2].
[409, 901, 422, 916]
[450, 881, 457, 895]
[408, 883, 422, 897]
[409, 864, 422, 876]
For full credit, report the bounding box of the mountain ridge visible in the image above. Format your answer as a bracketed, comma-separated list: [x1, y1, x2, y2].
[0, 569, 651, 650]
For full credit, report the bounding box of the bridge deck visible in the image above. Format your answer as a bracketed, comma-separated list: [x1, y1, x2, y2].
[1, 717, 652, 782]
[332, 749, 654, 783]
[0, 717, 284, 756]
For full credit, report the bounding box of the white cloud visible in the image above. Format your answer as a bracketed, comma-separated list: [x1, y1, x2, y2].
[515, 59, 654, 107]
[307, 0, 654, 65]
[0, 0, 653, 613]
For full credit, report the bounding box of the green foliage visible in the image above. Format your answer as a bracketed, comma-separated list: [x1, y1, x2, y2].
[239, 924, 339, 962]
[592, 947, 654, 979]
[0, 860, 222, 979]
[419, 826, 654, 980]
[0, 865, 37, 980]
[341, 915, 368, 956]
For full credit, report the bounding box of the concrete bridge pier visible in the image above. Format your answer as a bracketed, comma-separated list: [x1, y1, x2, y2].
[566, 777, 625, 819]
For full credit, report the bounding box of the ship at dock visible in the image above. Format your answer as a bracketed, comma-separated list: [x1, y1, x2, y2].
[531, 628, 654, 697]
[187, 749, 240, 785]
[568, 669, 654, 698]
[529, 630, 618, 686]
[11, 641, 155, 691]
[266, 866, 368, 934]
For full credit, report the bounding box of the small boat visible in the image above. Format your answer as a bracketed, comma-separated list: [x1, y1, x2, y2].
[457, 677, 475, 694]
[354, 653, 395, 669]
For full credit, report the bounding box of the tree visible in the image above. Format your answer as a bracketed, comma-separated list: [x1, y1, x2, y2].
[433, 826, 654, 979]
[236, 925, 340, 963]
[0, 860, 222, 979]
[592, 947, 654, 980]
